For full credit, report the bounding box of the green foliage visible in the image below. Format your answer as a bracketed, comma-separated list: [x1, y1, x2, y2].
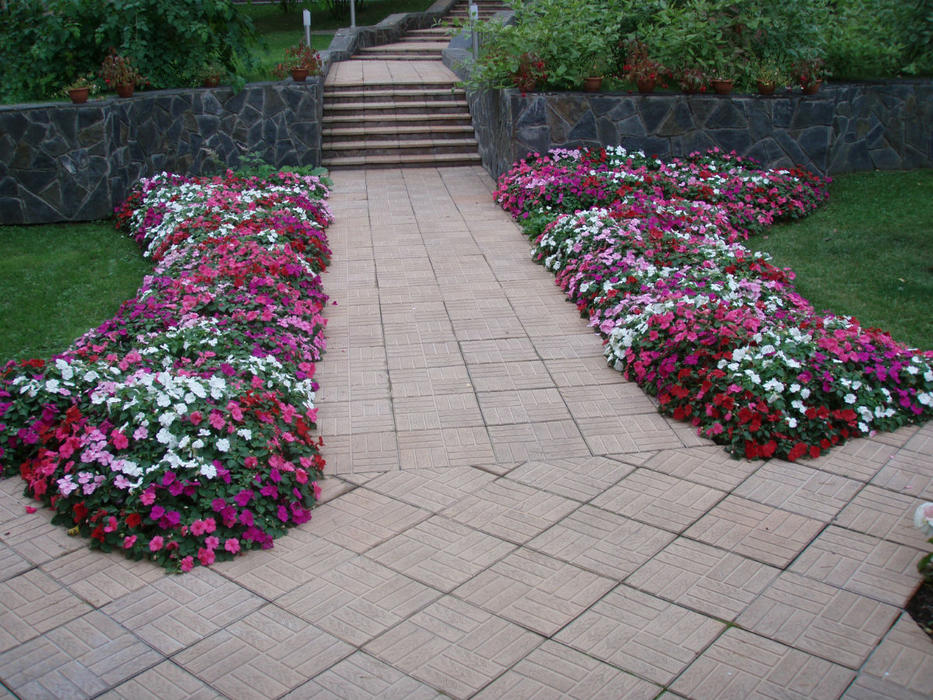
[460, 0, 931, 93]
[459, 0, 623, 90]
[234, 153, 332, 186]
[0, 0, 258, 102]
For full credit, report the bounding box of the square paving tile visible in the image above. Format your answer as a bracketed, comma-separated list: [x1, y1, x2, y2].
[211, 529, 356, 599]
[277, 557, 441, 646]
[367, 515, 515, 592]
[307, 488, 430, 553]
[99, 660, 222, 700]
[530, 333, 606, 361]
[870, 450, 933, 499]
[736, 571, 900, 669]
[0, 542, 32, 584]
[285, 651, 443, 699]
[441, 478, 579, 545]
[474, 640, 661, 700]
[0, 610, 162, 698]
[555, 584, 724, 685]
[477, 388, 571, 425]
[544, 357, 627, 387]
[460, 338, 538, 365]
[591, 469, 725, 533]
[902, 422, 933, 456]
[670, 627, 854, 700]
[734, 460, 862, 521]
[453, 548, 615, 636]
[560, 383, 658, 418]
[577, 414, 684, 454]
[103, 567, 264, 655]
[627, 538, 779, 621]
[685, 495, 826, 567]
[361, 467, 497, 512]
[788, 525, 924, 606]
[345, 431, 400, 472]
[641, 446, 762, 491]
[507, 456, 634, 502]
[834, 485, 932, 549]
[843, 614, 933, 699]
[0, 508, 87, 565]
[808, 438, 898, 482]
[41, 548, 163, 608]
[364, 596, 543, 700]
[487, 420, 591, 462]
[528, 505, 675, 580]
[0, 568, 92, 652]
[468, 361, 555, 392]
[174, 605, 353, 700]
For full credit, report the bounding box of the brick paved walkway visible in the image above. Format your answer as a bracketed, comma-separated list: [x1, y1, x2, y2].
[1, 166, 931, 699]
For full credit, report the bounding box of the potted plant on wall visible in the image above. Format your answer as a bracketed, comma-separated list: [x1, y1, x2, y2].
[754, 59, 784, 95]
[794, 55, 827, 94]
[197, 59, 225, 88]
[100, 50, 147, 98]
[622, 40, 665, 93]
[273, 43, 323, 82]
[62, 73, 99, 104]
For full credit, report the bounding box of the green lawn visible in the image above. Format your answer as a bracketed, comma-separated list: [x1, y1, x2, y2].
[749, 169, 933, 350]
[0, 223, 150, 362]
[241, 0, 436, 81]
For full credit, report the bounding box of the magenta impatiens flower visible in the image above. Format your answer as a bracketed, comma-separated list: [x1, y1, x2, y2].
[496, 146, 933, 461]
[0, 169, 333, 572]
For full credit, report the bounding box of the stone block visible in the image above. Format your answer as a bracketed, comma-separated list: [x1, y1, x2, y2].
[707, 101, 748, 130]
[641, 97, 672, 133]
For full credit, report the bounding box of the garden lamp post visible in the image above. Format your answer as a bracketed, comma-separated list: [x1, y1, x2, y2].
[303, 9, 311, 47]
[350, 0, 356, 28]
[470, 2, 478, 59]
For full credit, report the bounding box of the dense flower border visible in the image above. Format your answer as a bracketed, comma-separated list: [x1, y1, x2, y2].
[496, 146, 933, 460]
[0, 171, 333, 572]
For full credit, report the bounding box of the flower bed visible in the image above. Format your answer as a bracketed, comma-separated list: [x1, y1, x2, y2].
[0, 170, 333, 572]
[496, 146, 933, 460]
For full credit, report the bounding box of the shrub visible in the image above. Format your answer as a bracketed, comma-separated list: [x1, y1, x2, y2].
[0, 0, 258, 102]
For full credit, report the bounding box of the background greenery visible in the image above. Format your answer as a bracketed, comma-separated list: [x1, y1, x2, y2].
[0, 0, 434, 102]
[463, 0, 933, 92]
[1, 170, 930, 363]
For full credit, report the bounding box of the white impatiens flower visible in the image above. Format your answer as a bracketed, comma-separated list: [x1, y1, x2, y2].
[914, 502, 933, 537]
[216, 438, 230, 453]
[843, 393, 857, 404]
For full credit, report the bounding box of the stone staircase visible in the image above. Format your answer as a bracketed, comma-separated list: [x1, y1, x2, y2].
[321, 1, 512, 168]
[322, 81, 480, 168]
[445, 0, 512, 22]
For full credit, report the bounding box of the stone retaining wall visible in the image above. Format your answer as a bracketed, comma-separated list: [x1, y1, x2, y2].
[1, 81, 323, 224]
[445, 47, 933, 180]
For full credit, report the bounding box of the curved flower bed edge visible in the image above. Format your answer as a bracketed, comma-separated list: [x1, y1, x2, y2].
[0, 169, 333, 572]
[495, 146, 933, 461]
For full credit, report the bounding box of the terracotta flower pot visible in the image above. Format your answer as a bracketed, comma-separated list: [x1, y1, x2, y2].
[801, 79, 822, 95]
[291, 68, 309, 82]
[68, 87, 90, 104]
[115, 83, 134, 98]
[582, 76, 603, 93]
[202, 76, 220, 88]
[757, 80, 776, 96]
[711, 79, 734, 95]
[636, 77, 656, 93]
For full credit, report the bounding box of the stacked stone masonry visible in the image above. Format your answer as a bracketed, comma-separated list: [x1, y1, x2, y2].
[455, 74, 933, 180]
[0, 81, 323, 225]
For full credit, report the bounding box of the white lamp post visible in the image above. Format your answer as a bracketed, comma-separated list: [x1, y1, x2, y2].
[349, 0, 356, 28]
[303, 9, 311, 47]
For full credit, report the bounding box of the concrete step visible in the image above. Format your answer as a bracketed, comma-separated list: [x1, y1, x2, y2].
[353, 53, 443, 61]
[322, 112, 472, 128]
[324, 137, 478, 157]
[324, 81, 458, 93]
[324, 100, 468, 115]
[323, 88, 464, 103]
[323, 151, 482, 169]
[324, 125, 475, 142]
[357, 42, 447, 53]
